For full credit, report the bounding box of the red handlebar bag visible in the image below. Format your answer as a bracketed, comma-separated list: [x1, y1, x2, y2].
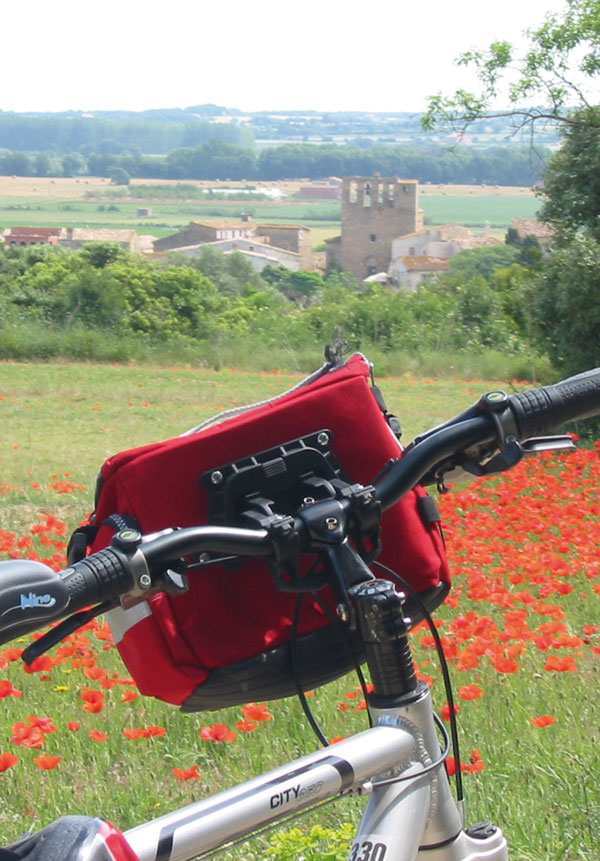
[78, 354, 449, 710]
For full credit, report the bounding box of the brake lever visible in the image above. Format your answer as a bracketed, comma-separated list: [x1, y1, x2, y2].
[435, 434, 576, 490]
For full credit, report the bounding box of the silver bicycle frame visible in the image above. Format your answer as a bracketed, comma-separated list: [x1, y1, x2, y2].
[124, 684, 507, 861]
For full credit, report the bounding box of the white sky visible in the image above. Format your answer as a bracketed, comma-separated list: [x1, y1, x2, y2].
[1, 0, 566, 115]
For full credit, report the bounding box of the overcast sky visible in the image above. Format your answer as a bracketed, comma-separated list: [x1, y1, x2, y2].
[2, 0, 566, 115]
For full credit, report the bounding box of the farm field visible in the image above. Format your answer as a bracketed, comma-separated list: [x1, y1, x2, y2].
[0, 177, 540, 247]
[0, 362, 598, 860]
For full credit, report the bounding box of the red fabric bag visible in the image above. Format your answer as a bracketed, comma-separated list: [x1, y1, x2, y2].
[81, 355, 449, 710]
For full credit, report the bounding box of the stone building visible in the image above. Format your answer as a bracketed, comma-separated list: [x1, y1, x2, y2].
[154, 221, 313, 270]
[391, 225, 501, 261]
[57, 228, 141, 253]
[176, 237, 302, 272]
[326, 177, 424, 279]
[153, 221, 256, 252]
[254, 224, 313, 269]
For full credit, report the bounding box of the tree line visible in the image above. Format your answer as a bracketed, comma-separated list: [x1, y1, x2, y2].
[0, 140, 547, 186]
[0, 114, 254, 154]
[0, 238, 544, 374]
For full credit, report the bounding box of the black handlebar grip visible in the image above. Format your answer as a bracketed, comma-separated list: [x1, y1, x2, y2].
[62, 548, 135, 612]
[509, 368, 600, 439]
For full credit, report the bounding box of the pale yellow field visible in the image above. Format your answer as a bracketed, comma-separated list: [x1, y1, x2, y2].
[0, 176, 535, 201]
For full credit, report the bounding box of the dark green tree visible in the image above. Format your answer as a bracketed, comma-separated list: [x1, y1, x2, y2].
[538, 106, 600, 242]
[532, 234, 600, 374]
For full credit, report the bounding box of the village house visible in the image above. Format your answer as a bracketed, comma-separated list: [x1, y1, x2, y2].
[3, 226, 61, 246]
[510, 218, 555, 253]
[153, 221, 314, 270]
[57, 228, 141, 253]
[153, 221, 256, 252]
[389, 255, 450, 291]
[175, 237, 302, 272]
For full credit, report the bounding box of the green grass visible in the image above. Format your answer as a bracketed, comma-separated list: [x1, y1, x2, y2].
[0, 363, 598, 859]
[420, 193, 540, 228]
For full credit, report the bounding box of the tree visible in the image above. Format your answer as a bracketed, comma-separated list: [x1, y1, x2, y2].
[422, 0, 600, 137]
[531, 234, 600, 374]
[537, 105, 600, 242]
[108, 167, 131, 186]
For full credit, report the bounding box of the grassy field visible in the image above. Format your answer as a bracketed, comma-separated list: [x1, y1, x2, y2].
[0, 178, 540, 246]
[0, 362, 598, 859]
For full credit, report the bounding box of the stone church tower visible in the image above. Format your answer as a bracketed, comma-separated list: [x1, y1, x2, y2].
[326, 177, 423, 279]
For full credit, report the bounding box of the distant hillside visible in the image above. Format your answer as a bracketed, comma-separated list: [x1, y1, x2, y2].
[0, 105, 561, 155]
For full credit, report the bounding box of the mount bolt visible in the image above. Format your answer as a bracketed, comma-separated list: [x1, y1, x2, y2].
[210, 470, 224, 485]
[317, 432, 329, 447]
[325, 517, 339, 531]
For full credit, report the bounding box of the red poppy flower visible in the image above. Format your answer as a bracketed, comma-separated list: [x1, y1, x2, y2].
[0, 752, 18, 772]
[200, 723, 237, 742]
[80, 689, 105, 713]
[23, 655, 55, 674]
[0, 680, 23, 699]
[241, 702, 273, 722]
[68, 722, 81, 732]
[33, 755, 62, 770]
[89, 730, 109, 742]
[441, 703, 461, 721]
[123, 728, 146, 740]
[490, 656, 519, 674]
[531, 715, 557, 728]
[2, 648, 23, 662]
[121, 691, 139, 704]
[10, 723, 45, 749]
[236, 720, 258, 732]
[458, 685, 484, 701]
[172, 765, 201, 781]
[27, 715, 57, 734]
[544, 655, 577, 672]
[144, 726, 167, 738]
[83, 667, 108, 681]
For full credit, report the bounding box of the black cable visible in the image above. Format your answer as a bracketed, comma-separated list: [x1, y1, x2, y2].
[309, 590, 373, 729]
[290, 589, 329, 747]
[371, 561, 464, 803]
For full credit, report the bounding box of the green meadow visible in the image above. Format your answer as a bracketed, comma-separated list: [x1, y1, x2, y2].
[0, 362, 598, 860]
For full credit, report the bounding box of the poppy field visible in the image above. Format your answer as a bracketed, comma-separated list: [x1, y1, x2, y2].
[0, 362, 599, 860]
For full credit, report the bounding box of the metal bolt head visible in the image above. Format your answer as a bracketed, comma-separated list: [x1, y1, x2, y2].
[198, 552, 210, 565]
[325, 517, 339, 531]
[138, 573, 152, 588]
[210, 470, 224, 485]
[336, 603, 349, 622]
[317, 432, 329, 447]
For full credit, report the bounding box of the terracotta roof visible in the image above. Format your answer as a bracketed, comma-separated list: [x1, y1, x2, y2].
[256, 224, 309, 231]
[511, 219, 555, 240]
[399, 255, 450, 272]
[60, 228, 137, 242]
[190, 220, 255, 230]
[6, 226, 61, 236]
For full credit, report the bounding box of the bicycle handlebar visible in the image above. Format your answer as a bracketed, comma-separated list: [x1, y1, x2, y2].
[2, 367, 600, 648]
[508, 368, 600, 439]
